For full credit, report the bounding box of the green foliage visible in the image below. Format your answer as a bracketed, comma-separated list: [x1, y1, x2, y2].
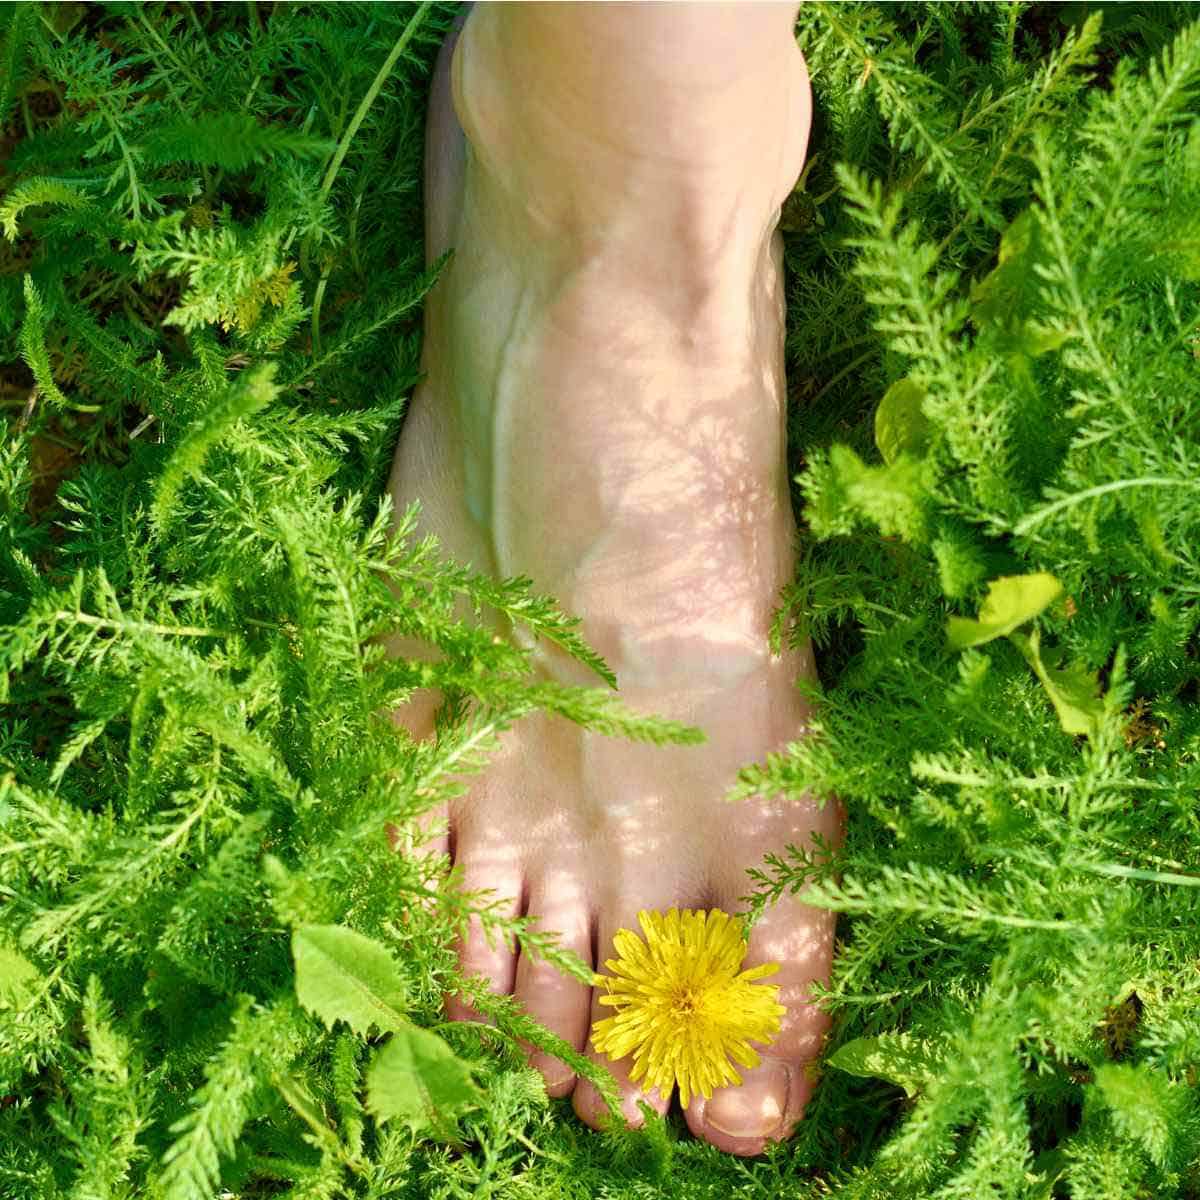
[0, 945, 39, 1008]
[765, 1, 1200, 1194]
[827, 1032, 943, 1099]
[1, 2, 1199, 1198]
[1091, 1062, 1199, 1172]
[365, 1022, 479, 1136]
[18, 277, 71, 410]
[872, 378, 930, 466]
[292, 924, 410, 1037]
[945, 572, 1063, 649]
[0, 4, 37, 133]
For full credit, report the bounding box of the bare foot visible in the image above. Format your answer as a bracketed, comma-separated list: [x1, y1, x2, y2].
[388, 5, 839, 1157]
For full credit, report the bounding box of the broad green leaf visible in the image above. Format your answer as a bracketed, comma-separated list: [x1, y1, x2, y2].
[0, 945, 39, 1008]
[1014, 324, 1068, 357]
[293, 924, 408, 1036]
[874, 379, 931, 465]
[971, 209, 1038, 328]
[366, 1024, 479, 1136]
[947, 572, 1063, 649]
[971, 210, 1067, 357]
[1010, 629, 1104, 738]
[827, 1033, 942, 1098]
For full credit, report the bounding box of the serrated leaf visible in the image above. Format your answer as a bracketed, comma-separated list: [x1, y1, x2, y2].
[0, 4, 38, 137]
[874, 378, 930, 465]
[366, 1024, 479, 1136]
[1010, 628, 1104, 738]
[824, 444, 931, 543]
[0, 177, 95, 242]
[292, 924, 408, 1036]
[19, 277, 71, 409]
[0, 945, 39, 1008]
[827, 1033, 942, 1098]
[947, 572, 1063, 649]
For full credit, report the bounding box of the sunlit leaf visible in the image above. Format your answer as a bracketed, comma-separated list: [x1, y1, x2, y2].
[827, 1033, 943, 1098]
[366, 1023, 479, 1136]
[293, 924, 408, 1036]
[1010, 628, 1104, 737]
[875, 378, 931, 465]
[947, 572, 1063, 649]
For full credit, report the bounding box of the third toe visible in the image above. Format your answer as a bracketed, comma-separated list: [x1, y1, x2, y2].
[511, 891, 593, 1097]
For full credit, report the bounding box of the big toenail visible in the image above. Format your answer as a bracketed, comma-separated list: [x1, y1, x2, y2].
[704, 1061, 790, 1140]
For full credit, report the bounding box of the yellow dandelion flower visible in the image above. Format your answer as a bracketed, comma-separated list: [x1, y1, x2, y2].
[590, 907, 786, 1108]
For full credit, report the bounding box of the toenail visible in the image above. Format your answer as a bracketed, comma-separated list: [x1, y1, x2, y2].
[540, 1068, 574, 1095]
[704, 1061, 790, 1140]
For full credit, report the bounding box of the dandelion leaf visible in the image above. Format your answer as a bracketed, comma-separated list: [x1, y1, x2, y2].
[874, 378, 930, 465]
[365, 1024, 479, 1136]
[946, 572, 1063, 649]
[1010, 629, 1105, 738]
[827, 1032, 943, 1098]
[292, 924, 408, 1037]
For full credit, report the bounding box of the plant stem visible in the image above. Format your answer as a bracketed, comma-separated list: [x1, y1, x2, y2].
[304, 0, 432, 306]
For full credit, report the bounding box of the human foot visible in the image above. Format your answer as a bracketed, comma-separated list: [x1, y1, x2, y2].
[388, 6, 839, 1157]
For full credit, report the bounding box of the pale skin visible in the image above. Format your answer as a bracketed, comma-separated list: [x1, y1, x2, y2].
[388, 1, 841, 1157]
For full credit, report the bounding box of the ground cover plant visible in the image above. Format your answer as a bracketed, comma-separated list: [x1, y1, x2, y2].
[1, 0, 1198, 1195]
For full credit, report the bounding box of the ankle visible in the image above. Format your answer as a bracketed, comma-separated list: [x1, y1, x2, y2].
[452, 6, 812, 245]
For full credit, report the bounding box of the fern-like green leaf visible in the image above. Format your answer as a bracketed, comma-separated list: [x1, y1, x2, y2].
[142, 113, 333, 169]
[151, 361, 279, 528]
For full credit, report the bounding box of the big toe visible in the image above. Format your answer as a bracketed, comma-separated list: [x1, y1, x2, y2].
[687, 1055, 809, 1155]
[687, 885, 836, 1155]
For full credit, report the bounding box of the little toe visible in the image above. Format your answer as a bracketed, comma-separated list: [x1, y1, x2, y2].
[443, 863, 523, 1022]
[687, 890, 835, 1154]
[511, 890, 593, 1097]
